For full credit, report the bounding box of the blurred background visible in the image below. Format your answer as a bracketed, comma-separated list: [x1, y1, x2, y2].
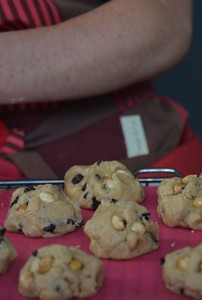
[153, 0, 202, 138]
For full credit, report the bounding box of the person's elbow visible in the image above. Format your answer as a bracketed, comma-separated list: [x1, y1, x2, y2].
[154, 0, 194, 73]
[173, 16, 193, 67]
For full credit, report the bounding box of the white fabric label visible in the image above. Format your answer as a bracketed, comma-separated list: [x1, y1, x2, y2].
[120, 115, 149, 158]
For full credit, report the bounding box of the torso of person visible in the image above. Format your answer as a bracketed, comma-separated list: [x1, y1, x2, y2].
[0, 0, 187, 178]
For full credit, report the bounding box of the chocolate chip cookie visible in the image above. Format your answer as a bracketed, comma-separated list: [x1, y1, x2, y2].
[84, 199, 159, 259]
[161, 243, 202, 299]
[157, 174, 202, 230]
[64, 160, 144, 210]
[0, 227, 17, 275]
[19, 244, 104, 300]
[4, 184, 83, 237]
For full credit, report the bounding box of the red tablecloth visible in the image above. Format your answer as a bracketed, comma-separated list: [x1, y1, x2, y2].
[0, 187, 201, 300]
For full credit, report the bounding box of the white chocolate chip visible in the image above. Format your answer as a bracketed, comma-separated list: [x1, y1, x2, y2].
[17, 204, 28, 212]
[38, 256, 54, 274]
[192, 196, 202, 208]
[30, 259, 40, 273]
[19, 272, 34, 289]
[69, 258, 83, 271]
[130, 221, 145, 234]
[112, 215, 126, 231]
[173, 182, 186, 194]
[176, 256, 190, 270]
[104, 178, 115, 189]
[39, 192, 55, 203]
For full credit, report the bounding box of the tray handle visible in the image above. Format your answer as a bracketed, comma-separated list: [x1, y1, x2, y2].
[133, 168, 182, 186]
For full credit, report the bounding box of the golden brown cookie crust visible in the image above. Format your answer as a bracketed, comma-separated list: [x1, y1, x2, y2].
[64, 160, 144, 209]
[84, 199, 159, 259]
[4, 184, 83, 237]
[162, 243, 202, 299]
[0, 228, 17, 275]
[157, 174, 202, 230]
[19, 245, 104, 300]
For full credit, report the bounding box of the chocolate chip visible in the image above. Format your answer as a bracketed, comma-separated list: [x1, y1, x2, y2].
[160, 257, 165, 265]
[24, 187, 36, 193]
[145, 232, 158, 244]
[92, 197, 100, 211]
[83, 192, 88, 199]
[180, 288, 185, 295]
[72, 174, 83, 184]
[140, 213, 151, 222]
[0, 227, 6, 244]
[10, 195, 19, 208]
[67, 219, 76, 225]
[96, 160, 102, 166]
[17, 224, 23, 232]
[82, 183, 86, 191]
[95, 174, 102, 180]
[0, 227, 6, 236]
[123, 219, 127, 227]
[77, 219, 83, 227]
[55, 286, 61, 292]
[110, 199, 118, 204]
[43, 223, 56, 233]
[32, 250, 38, 257]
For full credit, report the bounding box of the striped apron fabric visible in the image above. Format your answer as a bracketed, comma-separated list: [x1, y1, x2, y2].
[0, 0, 201, 179]
[0, 0, 61, 30]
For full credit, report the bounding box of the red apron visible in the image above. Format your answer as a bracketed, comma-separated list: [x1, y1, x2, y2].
[0, 0, 201, 179]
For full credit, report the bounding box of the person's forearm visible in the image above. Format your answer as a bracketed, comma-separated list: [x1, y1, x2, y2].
[0, 0, 192, 104]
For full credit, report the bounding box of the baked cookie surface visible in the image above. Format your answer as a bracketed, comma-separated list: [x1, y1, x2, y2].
[157, 174, 202, 230]
[64, 160, 144, 209]
[162, 243, 202, 299]
[84, 199, 159, 259]
[4, 184, 83, 237]
[0, 227, 17, 275]
[19, 244, 104, 300]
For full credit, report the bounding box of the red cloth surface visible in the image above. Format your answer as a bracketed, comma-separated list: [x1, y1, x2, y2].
[0, 134, 23, 179]
[0, 158, 22, 180]
[0, 187, 201, 300]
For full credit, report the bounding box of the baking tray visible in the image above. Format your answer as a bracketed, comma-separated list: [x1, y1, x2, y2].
[0, 168, 201, 300]
[0, 167, 182, 189]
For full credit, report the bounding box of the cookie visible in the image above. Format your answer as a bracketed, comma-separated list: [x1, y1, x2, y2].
[19, 244, 104, 300]
[157, 174, 202, 230]
[84, 199, 159, 259]
[4, 184, 83, 237]
[64, 160, 144, 210]
[161, 243, 202, 299]
[0, 227, 17, 275]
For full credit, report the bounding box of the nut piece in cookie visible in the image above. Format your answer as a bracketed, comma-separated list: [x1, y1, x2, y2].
[19, 245, 104, 300]
[84, 200, 159, 259]
[64, 160, 144, 209]
[157, 174, 202, 230]
[0, 227, 17, 275]
[4, 184, 83, 237]
[162, 243, 202, 299]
